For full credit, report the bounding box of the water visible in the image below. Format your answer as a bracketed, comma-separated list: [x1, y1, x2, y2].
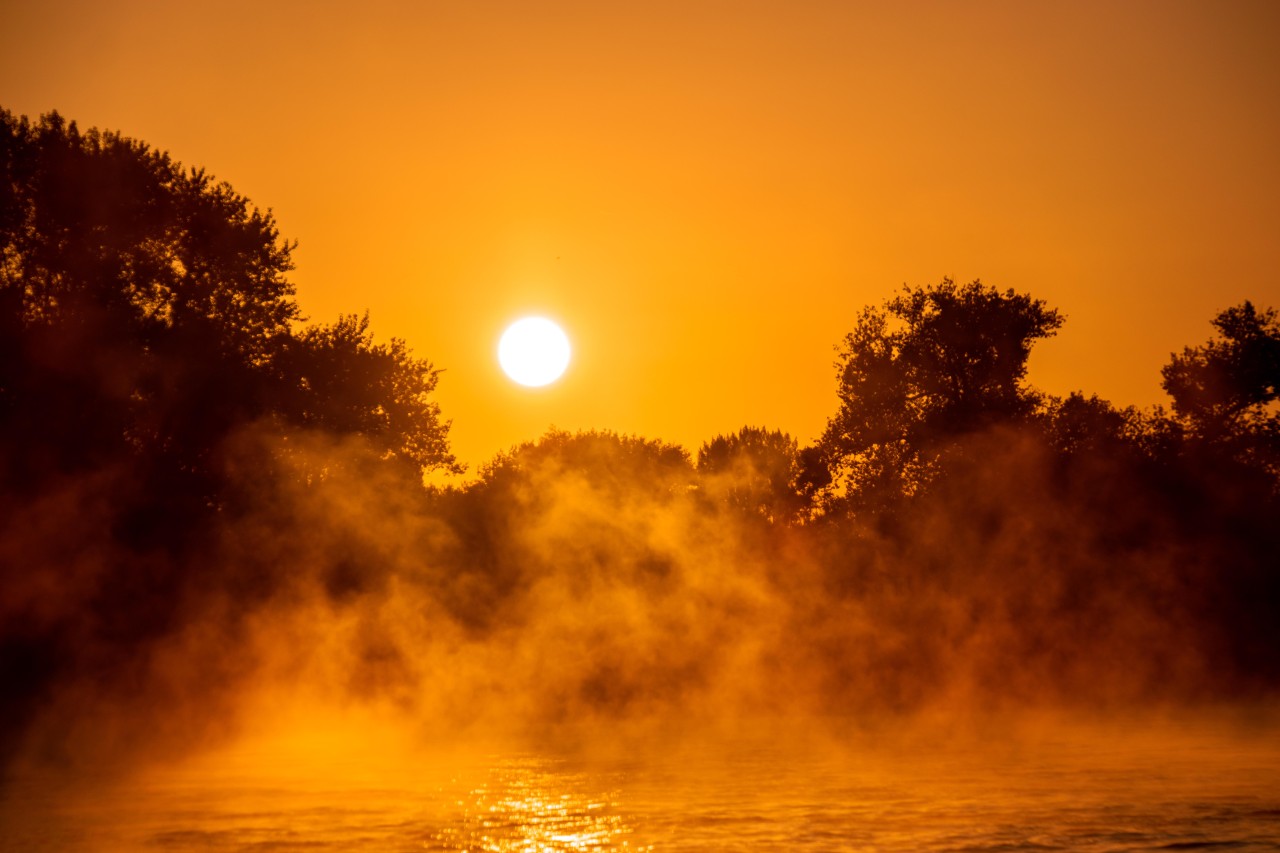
[4, 719, 1280, 851]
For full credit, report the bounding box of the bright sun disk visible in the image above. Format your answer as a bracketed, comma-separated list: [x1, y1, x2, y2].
[498, 317, 571, 387]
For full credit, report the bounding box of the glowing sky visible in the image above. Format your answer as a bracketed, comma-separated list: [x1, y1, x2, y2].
[4, 0, 1278, 473]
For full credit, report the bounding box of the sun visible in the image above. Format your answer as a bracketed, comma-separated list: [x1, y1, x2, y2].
[498, 317, 571, 387]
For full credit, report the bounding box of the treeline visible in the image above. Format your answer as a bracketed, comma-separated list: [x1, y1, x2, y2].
[1, 110, 1277, 771]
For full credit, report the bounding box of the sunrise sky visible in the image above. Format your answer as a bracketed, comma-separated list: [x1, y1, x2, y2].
[5, 0, 1278, 472]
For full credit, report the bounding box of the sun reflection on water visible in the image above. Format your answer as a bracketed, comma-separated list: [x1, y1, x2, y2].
[5, 722, 1280, 852]
[429, 757, 649, 853]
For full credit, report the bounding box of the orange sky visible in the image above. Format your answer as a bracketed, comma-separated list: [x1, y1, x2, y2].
[5, 0, 1279, 474]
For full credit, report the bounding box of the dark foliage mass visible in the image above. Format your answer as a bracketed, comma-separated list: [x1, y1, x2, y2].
[1, 110, 1278, 774]
[819, 278, 1064, 517]
[0, 111, 457, 767]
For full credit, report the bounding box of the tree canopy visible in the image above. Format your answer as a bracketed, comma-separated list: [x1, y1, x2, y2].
[0, 109, 458, 503]
[818, 278, 1063, 514]
[696, 426, 817, 524]
[1161, 301, 1280, 474]
[0, 111, 297, 360]
[476, 428, 692, 501]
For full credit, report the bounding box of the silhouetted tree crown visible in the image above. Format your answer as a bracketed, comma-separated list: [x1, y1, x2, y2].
[278, 313, 456, 477]
[1161, 302, 1280, 473]
[0, 111, 297, 360]
[477, 429, 692, 500]
[0, 109, 458, 498]
[819, 278, 1063, 514]
[696, 427, 811, 524]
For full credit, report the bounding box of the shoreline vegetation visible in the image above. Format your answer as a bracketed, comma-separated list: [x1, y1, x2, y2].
[2, 109, 1277, 777]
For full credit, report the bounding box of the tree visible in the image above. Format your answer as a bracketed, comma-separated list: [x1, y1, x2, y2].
[0, 111, 297, 360]
[277, 313, 459, 478]
[1161, 301, 1280, 474]
[696, 427, 812, 524]
[1038, 392, 1144, 458]
[0, 109, 460, 767]
[819, 279, 1063, 514]
[0, 109, 458, 497]
[476, 428, 692, 501]
[1, 110, 297, 488]
[425, 430, 694, 628]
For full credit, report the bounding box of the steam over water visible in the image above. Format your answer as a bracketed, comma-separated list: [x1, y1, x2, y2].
[5, 719, 1279, 852]
[5, 111, 1280, 853]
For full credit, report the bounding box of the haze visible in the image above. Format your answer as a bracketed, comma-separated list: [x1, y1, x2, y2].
[3, 4, 1280, 851]
[5, 0, 1278, 470]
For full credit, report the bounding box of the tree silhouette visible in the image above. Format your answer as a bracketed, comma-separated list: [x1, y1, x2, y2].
[696, 427, 812, 524]
[0, 112, 296, 354]
[2, 110, 293, 490]
[0, 109, 458, 502]
[426, 429, 694, 629]
[1161, 301, 1280, 477]
[0, 109, 460, 765]
[1037, 392, 1146, 459]
[476, 428, 692, 502]
[819, 278, 1063, 515]
[276, 312, 459, 479]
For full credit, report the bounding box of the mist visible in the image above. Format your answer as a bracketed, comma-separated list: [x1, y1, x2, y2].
[4, 417, 1277, 783]
[2, 110, 1278, 800]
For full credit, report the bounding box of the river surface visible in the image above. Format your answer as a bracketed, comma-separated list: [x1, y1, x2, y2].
[4, 717, 1279, 851]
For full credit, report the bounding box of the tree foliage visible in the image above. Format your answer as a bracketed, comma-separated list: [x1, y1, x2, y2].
[1161, 302, 1280, 474]
[696, 427, 814, 524]
[0, 109, 458, 502]
[277, 313, 457, 476]
[0, 111, 297, 360]
[0, 109, 461, 763]
[477, 428, 692, 500]
[819, 278, 1063, 514]
[1037, 392, 1146, 458]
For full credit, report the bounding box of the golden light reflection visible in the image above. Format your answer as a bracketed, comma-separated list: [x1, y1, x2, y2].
[432, 757, 646, 853]
[5, 720, 1280, 851]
